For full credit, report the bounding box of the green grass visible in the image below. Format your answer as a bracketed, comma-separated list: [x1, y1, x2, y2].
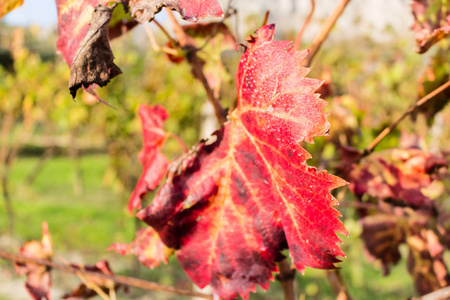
[1, 154, 135, 254]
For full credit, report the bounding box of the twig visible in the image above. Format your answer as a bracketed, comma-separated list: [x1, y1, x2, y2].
[0, 250, 213, 300]
[294, 0, 315, 51]
[303, 0, 351, 66]
[361, 79, 450, 159]
[326, 270, 352, 300]
[276, 260, 296, 300]
[262, 10, 270, 27]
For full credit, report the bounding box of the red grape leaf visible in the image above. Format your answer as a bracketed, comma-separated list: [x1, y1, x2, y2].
[129, 0, 223, 23]
[137, 24, 347, 300]
[360, 213, 405, 275]
[63, 260, 122, 299]
[0, 0, 23, 18]
[128, 104, 169, 213]
[56, 0, 137, 67]
[407, 228, 450, 295]
[349, 148, 447, 209]
[108, 227, 174, 268]
[411, 0, 450, 53]
[14, 222, 53, 300]
[68, 4, 122, 98]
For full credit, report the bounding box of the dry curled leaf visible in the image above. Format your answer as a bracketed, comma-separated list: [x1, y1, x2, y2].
[56, 0, 137, 67]
[68, 4, 122, 98]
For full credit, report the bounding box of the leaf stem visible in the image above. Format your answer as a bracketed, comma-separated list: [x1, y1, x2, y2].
[276, 260, 296, 300]
[303, 0, 351, 66]
[0, 250, 213, 300]
[153, 19, 174, 43]
[168, 132, 189, 152]
[262, 10, 270, 27]
[294, 0, 315, 51]
[361, 79, 450, 158]
[326, 270, 352, 300]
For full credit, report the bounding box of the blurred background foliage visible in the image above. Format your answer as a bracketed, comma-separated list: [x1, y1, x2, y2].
[0, 4, 449, 298]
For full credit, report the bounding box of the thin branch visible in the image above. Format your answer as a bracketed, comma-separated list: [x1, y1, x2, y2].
[294, 0, 315, 51]
[326, 270, 352, 300]
[276, 260, 296, 300]
[361, 79, 450, 159]
[0, 250, 213, 300]
[303, 0, 351, 66]
[262, 10, 270, 27]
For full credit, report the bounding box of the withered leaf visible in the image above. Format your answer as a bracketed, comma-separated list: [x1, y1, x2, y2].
[68, 4, 122, 98]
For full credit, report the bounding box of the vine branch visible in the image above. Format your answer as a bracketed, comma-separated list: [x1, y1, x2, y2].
[303, 0, 351, 66]
[0, 250, 213, 300]
[361, 79, 450, 159]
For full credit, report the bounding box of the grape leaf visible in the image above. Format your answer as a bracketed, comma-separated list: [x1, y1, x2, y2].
[137, 24, 347, 300]
[128, 0, 223, 23]
[63, 260, 122, 299]
[407, 227, 450, 295]
[360, 214, 405, 275]
[411, 0, 450, 53]
[109, 227, 174, 268]
[0, 0, 23, 18]
[349, 148, 447, 209]
[68, 4, 122, 98]
[14, 222, 52, 300]
[128, 104, 169, 213]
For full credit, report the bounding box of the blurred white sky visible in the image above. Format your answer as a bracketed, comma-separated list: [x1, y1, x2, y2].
[3, 0, 58, 28]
